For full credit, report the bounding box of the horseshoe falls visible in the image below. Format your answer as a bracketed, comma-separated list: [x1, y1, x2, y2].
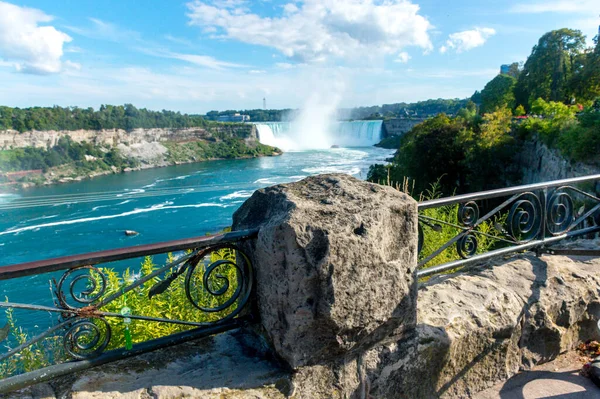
[254, 120, 383, 151]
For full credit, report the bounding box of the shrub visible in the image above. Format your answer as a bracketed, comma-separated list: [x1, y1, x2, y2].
[0, 247, 240, 378]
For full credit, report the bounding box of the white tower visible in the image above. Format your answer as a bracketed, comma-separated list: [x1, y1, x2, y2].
[263, 97, 266, 110]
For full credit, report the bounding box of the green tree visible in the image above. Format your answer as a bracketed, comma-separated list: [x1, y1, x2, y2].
[515, 28, 586, 106]
[390, 114, 468, 195]
[480, 74, 517, 113]
[514, 105, 526, 116]
[570, 38, 600, 102]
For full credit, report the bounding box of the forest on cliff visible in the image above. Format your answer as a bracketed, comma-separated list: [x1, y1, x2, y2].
[369, 28, 600, 196]
[0, 104, 221, 132]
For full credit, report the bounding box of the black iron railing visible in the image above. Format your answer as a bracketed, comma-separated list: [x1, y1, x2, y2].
[0, 228, 258, 392]
[417, 174, 600, 277]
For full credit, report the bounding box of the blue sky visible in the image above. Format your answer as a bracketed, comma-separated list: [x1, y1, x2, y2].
[0, 0, 598, 113]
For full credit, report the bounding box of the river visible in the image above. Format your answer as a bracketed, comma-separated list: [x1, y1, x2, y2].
[0, 147, 393, 330]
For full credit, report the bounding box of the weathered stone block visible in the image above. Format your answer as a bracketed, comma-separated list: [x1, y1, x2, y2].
[232, 174, 419, 369]
[367, 244, 600, 398]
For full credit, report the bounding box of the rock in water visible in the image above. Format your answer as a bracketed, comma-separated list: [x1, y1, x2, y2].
[124, 230, 139, 236]
[232, 174, 419, 369]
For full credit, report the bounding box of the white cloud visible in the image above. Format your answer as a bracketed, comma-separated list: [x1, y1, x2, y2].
[440, 28, 496, 54]
[69, 18, 243, 71]
[186, 0, 433, 63]
[395, 51, 411, 63]
[0, 1, 72, 74]
[67, 18, 141, 43]
[164, 34, 194, 47]
[168, 52, 246, 69]
[509, 0, 598, 14]
[276, 62, 295, 69]
[249, 69, 266, 74]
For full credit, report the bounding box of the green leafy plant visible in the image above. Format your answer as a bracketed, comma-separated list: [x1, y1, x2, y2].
[0, 246, 241, 379]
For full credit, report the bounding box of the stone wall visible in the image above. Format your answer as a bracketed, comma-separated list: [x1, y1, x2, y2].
[0, 124, 257, 150]
[382, 118, 425, 138]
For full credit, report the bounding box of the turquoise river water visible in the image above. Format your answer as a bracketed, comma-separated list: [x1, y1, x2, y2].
[0, 147, 394, 331]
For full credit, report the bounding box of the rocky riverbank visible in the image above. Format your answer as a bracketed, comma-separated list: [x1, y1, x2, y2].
[0, 125, 281, 189]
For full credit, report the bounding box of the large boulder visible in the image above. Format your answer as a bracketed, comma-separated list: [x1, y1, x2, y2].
[365, 244, 600, 398]
[232, 174, 419, 369]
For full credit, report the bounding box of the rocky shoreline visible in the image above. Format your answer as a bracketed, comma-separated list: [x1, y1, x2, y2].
[0, 125, 281, 190]
[2, 151, 282, 190]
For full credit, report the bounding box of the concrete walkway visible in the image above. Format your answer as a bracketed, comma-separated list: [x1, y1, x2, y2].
[476, 352, 600, 399]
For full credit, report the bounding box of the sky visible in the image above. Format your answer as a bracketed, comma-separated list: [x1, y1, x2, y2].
[0, 0, 598, 114]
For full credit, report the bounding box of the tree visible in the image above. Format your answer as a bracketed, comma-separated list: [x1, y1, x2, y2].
[503, 62, 522, 79]
[570, 39, 600, 102]
[480, 74, 517, 114]
[470, 90, 482, 105]
[515, 28, 586, 106]
[390, 114, 468, 195]
[515, 105, 526, 116]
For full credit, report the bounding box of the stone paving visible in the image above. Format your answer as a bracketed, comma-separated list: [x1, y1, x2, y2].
[476, 352, 600, 399]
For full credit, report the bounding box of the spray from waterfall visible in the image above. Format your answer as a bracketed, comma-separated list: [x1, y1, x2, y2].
[255, 72, 352, 151]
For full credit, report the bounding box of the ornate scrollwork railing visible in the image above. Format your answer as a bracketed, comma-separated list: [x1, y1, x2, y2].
[417, 175, 600, 278]
[0, 229, 258, 392]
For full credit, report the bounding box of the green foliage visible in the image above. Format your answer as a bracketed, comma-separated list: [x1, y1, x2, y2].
[0, 248, 241, 378]
[0, 104, 220, 133]
[367, 164, 390, 184]
[569, 42, 600, 102]
[347, 98, 470, 120]
[0, 136, 137, 173]
[164, 139, 278, 164]
[101, 249, 240, 348]
[519, 98, 579, 146]
[514, 105, 526, 116]
[502, 62, 522, 79]
[374, 135, 402, 149]
[387, 109, 518, 197]
[480, 74, 517, 113]
[515, 28, 586, 106]
[418, 183, 499, 270]
[389, 114, 467, 195]
[0, 307, 64, 378]
[555, 105, 600, 162]
[205, 109, 291, 122]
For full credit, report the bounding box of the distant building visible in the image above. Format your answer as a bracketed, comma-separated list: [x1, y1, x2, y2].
[500, 64, 511, 75]
[217, 113, 251, 122]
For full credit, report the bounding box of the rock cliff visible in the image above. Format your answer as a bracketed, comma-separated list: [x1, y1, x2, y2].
[0, 125, 257, 150]
[516, 138, 600, 184]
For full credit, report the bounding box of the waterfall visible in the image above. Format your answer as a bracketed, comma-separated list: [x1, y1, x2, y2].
[254, 120, 383, 151]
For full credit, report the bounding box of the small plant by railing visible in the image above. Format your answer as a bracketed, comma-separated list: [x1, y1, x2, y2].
[416, 174, 600, 278]
[0, 229, 257, 392]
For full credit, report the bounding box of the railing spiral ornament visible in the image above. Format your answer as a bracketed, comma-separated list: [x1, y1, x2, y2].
[63, 317, 111, 360]
[457, 233, 478, 259]
[56, 266, 107, 310]
[185, 245, 253, 321]
[458, 201, 479, 227]
[506, 192, 542, 243]
[546, 188, 574, 235]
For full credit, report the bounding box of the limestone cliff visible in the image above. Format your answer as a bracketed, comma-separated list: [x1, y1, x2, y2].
[0, 124, 280, 187]
[516, 138, 600, 184]
[0, 125, 258, 150]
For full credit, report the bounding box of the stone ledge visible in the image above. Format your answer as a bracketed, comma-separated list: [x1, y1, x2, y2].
[366, 241, 600, 398]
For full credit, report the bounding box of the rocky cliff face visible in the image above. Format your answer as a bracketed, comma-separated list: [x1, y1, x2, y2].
[516, 138, 600, 184]
[0, 125, 257, 150]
